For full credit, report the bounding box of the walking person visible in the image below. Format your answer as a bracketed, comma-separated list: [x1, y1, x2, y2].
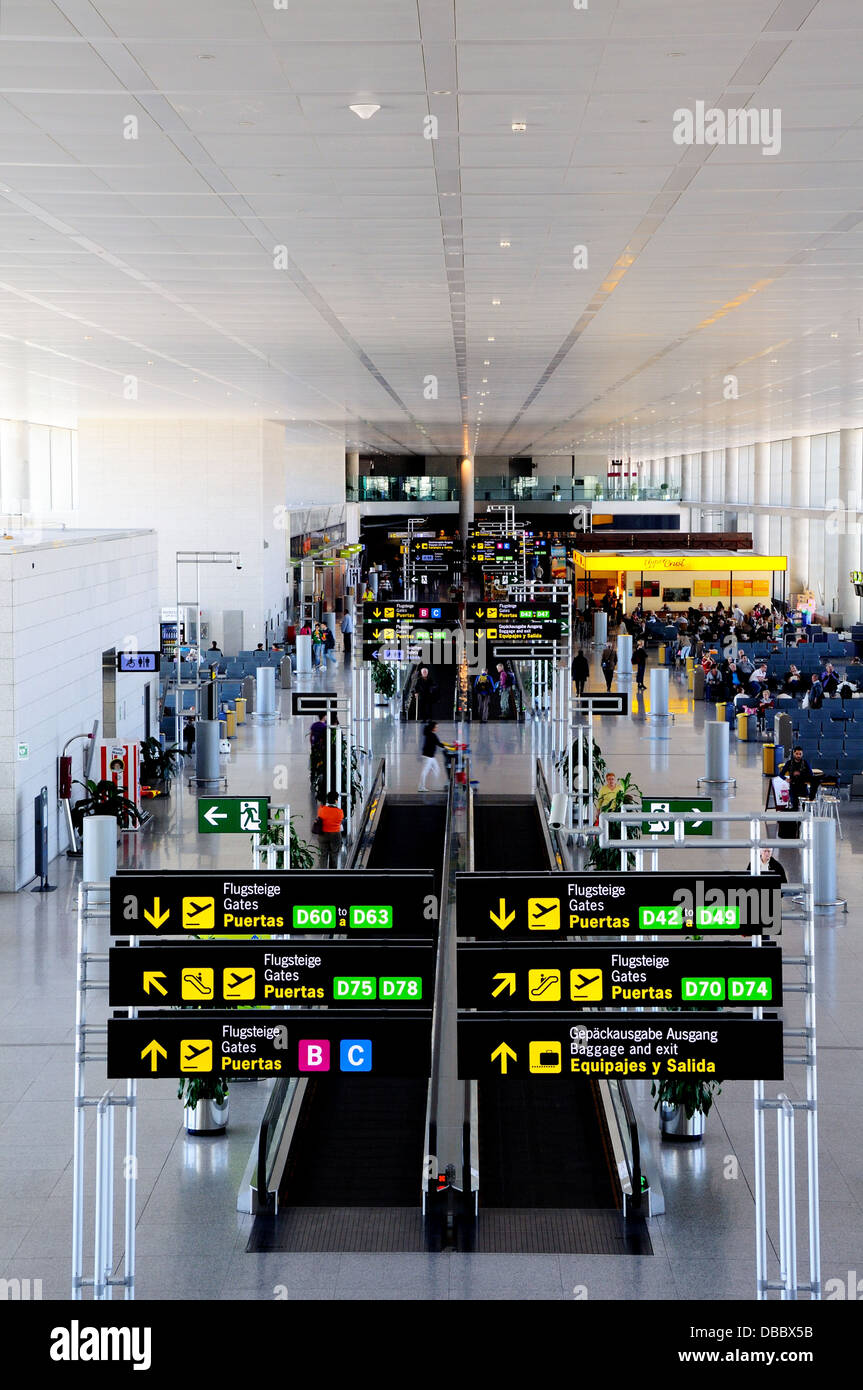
[340, 608, 353, 660]
[571, 647, 590, 699]
[311, 622, 324, 670]
[414, 666, 439, 722]
[322, 622, 337, 668]
[600, 642, 617, 692]
[632, 639, 647, 691]
[315, 791, 344, 868]
[418, 720, 443, 791]
[474, 668, 495, 723]
[495, 663, 513, 718]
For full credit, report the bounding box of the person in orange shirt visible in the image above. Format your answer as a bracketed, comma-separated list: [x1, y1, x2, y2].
[316, 791, 344, 868]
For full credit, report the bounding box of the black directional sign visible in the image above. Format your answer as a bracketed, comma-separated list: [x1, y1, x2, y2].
[108, 1013, 433, 1080]
[466, 601, 566, 647]
[361, 601, 462, 661]
[110, 871, 437, 938]
[466, 534, 524, 573]
[109, 942, 435, 1007]
[457, 1014, 784, 1081]
[457, 943, 783, 1010]
[291, 691, 342, 716]
[407, 537, 460, 572]
[456, 872, 781, 940]
[361, 601, 460, 625]
[573, 693, 629, 716]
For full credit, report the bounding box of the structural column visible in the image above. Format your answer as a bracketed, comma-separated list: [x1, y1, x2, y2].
[752, 441, 770, 556]
[681, 452, 699, 531]
[345, 450, 359, 500]
[458, 455, 474, 540]
[837, 428, 863, 624]
[723, 446, 739, 516]
[789, 436, 810, 596]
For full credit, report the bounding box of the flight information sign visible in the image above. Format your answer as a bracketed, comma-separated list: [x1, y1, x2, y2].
[108, 1013, 433, 1080]
[109, 942, 435, 1008]
[456, 943, 783, 1010]
[466, 534, 525, 572]
[457, 1014, 784, 1080]
[455, 872, 781, 939]
[361, 601, 460, 625]
[110, 871, 437, 938]
[466, 601, 566, 645]
[407, 536, 460, 571]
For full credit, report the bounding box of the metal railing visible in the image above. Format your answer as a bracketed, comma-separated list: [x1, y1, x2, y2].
[353, 476, 681, 504]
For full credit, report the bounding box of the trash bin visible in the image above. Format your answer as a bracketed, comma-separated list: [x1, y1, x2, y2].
[715, 701, 726, 723]
[763, 743, 776, 776]
[736, 711, 755, 741]
[692, 666, 705, 699]
[225, 709, 237, 738]
[658, 643, 666, 666]
[235, 697, 247, 724]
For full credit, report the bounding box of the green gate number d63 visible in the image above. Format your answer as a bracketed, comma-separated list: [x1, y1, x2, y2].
[349, 905, 393, 929]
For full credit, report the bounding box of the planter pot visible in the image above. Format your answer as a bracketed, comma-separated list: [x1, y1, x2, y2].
[184, 1098, 229, 1136]
[660, 1102, 706, 1142]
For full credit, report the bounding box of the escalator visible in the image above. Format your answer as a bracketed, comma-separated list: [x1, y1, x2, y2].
[248, 775, 448, 1253]
[467, 793, 649, 1252]
[401, 661, 460, 722]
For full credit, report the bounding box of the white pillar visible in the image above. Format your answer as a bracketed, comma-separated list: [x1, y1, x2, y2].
[458, 456, 474, 540]
[700, 450, 712, 508]
[789, 436, 810, 595]
[753, 441, 770, 555]
[681, 452, 698, 502]
[837, 428, 863, 624]
[346, 450, 359, 499]
[724, 447, 739, 506]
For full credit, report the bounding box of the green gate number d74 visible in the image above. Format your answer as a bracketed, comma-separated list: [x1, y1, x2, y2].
[728, 977, 772, 1001]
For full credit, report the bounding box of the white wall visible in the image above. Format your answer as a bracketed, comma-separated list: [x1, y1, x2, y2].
[285, 438, 347, 507]
[0, 529, 158, 891]
[76, 418, 289, 652]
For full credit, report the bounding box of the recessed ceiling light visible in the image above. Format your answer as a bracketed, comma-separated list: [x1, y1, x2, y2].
[491, 298, 501, 305]
[499, 239, 511, 248]
[84, 335, 92, 340]
[482, 378, 488, 383]
[349, 103, 381, 120]
[433, 89, 452, 95]
[146, 360, 153, 366]
[511, 121, 527, 133]
[487, 336, 495, 342]
[198, 53, 216, 60]
[483, 360, 490, 366]
[830, 332, 839, 339]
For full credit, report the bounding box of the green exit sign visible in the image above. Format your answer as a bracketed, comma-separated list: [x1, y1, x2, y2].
[197, 797, 269, 834]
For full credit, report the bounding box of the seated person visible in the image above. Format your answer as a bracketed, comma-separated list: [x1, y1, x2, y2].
[820, 662, 840, 694]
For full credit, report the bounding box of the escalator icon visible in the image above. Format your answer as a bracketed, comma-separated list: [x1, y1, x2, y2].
[181, 968, 214, 1001]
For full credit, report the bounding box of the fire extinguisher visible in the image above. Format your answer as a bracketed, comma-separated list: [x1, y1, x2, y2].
[59, 755, 72, 800]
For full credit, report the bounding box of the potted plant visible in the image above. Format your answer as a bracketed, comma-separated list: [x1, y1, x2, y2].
[651, 1077, 722, 1142]
[178, 1074, 229, 1136]
[371, 660, 397, 703]
[253, 814, 316, 870]
[71, 778, 141, 836]
[309, 731, 365, 815]
[139, 737, 181, 793]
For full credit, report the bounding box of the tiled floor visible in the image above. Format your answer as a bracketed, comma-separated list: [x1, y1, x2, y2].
[1, 650, 860, 1300]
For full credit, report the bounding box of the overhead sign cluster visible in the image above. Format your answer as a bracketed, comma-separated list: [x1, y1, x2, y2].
[107, 871, 437, 1080]
[455, 871, 784, 1081]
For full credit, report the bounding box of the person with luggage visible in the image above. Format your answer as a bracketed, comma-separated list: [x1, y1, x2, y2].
[495, 663, 513, 718]
[418, 720, 443, 791]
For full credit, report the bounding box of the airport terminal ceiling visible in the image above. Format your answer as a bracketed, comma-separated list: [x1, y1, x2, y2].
[0, 0, 861, 459]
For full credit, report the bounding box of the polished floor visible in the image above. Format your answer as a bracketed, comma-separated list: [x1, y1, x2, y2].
[1, 648, 861, 1300]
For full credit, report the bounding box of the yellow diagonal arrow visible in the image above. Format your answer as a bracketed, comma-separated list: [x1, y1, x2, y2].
[141, 1040, 167, 1072]
[143, 971, 168, 997]
[491, 1043, 517, 1075]
[143, 897, 170, 930]
[492, 973, 516, 997]
[489, 898, 516, 931]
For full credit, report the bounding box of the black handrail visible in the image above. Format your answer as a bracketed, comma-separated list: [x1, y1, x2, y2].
[255, 1077, 290, 1213]
[425, 758, 456, 1193]
[617, 1080, 644, 1216]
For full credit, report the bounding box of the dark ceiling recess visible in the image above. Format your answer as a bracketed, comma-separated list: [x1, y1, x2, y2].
[508, 457, 533, 476]
[360, 454, 426, 475]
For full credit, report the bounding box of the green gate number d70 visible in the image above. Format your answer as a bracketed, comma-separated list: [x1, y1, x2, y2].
[682, 977, 726, 1001]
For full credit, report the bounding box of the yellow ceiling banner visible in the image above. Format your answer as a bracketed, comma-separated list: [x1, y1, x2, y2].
[571, 551, 787, 574]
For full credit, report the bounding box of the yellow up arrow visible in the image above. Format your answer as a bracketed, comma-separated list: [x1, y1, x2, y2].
[492, 973, 516, 997]
[141, 1040, 167, 1072]
[489, 898, 516, 931]
[491, 1043, 517, 1075]
[143, 971, 168, 997]
[143, 897, 170, 930]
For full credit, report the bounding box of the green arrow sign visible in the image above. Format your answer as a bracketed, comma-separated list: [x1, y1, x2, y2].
[197, 797, 269, 835]
[641, 797, 713, 836]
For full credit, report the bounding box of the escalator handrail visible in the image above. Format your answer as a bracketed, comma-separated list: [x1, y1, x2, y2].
[347, 756, 386, 868]
[425, 755, 456, 1190]
[255, 1077, 291, 1211]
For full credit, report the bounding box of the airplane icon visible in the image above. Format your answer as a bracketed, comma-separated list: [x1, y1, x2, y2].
[222, 966, 256, 1000]
[185, 1043, 208, 1060]
[180, 1038, 213, 1072]
[570, 969, 603, 1001]
[182, 896, 215, 930]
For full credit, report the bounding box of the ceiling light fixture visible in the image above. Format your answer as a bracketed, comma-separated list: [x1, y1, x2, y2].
[511, 121, 527, 133]
[499, 239, 510, 248]
[491, 298, 501, 305]
[349, 103, 381, 120]
[487, 336, 495, 342]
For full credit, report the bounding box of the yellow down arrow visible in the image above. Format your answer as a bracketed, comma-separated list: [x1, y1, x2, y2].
[141, 1040, 167, 1072]
[143, 897, 170, 930]
[143, 971, 168, 997]
[491, 1043, 517, 1075]
[492, 973, 516, 997]
[489, 897, 516, 931]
